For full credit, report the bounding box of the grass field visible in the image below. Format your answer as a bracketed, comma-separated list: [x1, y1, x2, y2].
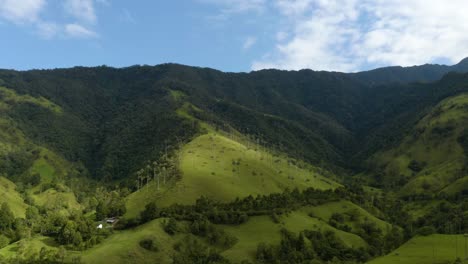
[0, 236, 58, 260]
[221, 208, 367, 263]
[125, 132, 340, 218]
[368, 234, 465, 264]
[0, 176, 28, 218]
[307, 200, 392, 233]
[77, 219, 179, 264]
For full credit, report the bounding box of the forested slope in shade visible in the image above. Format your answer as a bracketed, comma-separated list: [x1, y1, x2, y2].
[1, 60, 468, 181]
[367, 93, 468, 197]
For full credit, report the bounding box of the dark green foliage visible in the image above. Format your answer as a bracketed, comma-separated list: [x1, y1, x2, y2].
[256, 228, 370, 264]
[164, 218, 178, 235]
[2, 64, 468, 182]
[94, 191, 126, 221]
[416, 226, 436, 236]
[189, 219, 238, 249]
[173, 236, 231, 264]
[408, 160, 426, 172]
[0, 203, 15, 231]
[0, 149, 36, 178]
[139, 236, 159, 252]
[140, 202, 159, 223]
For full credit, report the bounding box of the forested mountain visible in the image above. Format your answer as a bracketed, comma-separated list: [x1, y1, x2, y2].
[2, 59, 468, 180]
[351, 57, 468, 85]
[2, 60, 468, 263]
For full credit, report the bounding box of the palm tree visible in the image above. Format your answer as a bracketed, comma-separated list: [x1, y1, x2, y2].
[136, 170, 142, 190]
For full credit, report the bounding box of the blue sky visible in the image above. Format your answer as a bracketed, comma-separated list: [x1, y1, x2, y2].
[1, 0, 468, 72]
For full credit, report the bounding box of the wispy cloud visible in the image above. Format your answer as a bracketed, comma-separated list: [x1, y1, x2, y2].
[243, 36, 257, 50]
[252, 0, 468, 72]
[200, 0, 266, 20]
[0, 0, 46, 24]
[0, 0, 104, 39]
[64, 0, 97, 24]
[65, 23, 98, 38]
[36, 21, 59, 39]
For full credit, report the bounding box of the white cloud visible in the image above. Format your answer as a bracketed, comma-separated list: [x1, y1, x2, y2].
[252, 0, 468, 72]
[36, 21, 59, 39]
[0, 0, 45, 24]
[243, 36, 257, 50]
[201, 0, 266, 13]
[65, 23, 98, 38]
[200, 0, 266, 20]
[0, 0, 104, 39]
[64, 0, 97, 24]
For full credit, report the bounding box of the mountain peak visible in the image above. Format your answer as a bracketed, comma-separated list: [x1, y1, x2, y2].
[455, 57, 468, 66]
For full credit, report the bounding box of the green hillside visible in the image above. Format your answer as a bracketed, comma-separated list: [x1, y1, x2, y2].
[125, 132, 340, 218]
[2, 63, 468, 263]
[368, 93, 468, 197]
[368, 234, 464, 264]
[0, 177, 27, 218]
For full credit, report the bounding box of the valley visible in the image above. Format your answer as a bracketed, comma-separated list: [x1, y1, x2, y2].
[1, 61, 468, 263]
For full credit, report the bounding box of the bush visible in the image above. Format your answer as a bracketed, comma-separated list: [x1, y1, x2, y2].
[416, 226, 436, 236]
[139, 237, 159, 252]
[0, 235, 9, 249]
[408, 160, 426, 172]
[164, 218, 178, 235]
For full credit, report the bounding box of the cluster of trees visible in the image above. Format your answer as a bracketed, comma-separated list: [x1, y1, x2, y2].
[189, 218, 238, 249]
[0, 184, 129, 257]
[134, 152, 180, 191]
[256, 228, 369, 264]
[137, 187, 346, 226]
[0, 203, 16, 249]
[94, 189, 127, 221]
[0, 148, 37, 179]
[172, 236, 230, 264]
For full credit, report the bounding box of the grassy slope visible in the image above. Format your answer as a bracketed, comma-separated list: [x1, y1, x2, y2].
[125, 132, 341, 218]
[0, 86, 77, 217]
[77, 219, 179, 264]
[221, 208, 367, 263]
[369, 94, 468, 196]
[81, 209, 368, 264]
[308, 200, 392, 233]
[0, 236, 58, 260]
[368, 234, 464, 264]
[0, 177, 28, 218]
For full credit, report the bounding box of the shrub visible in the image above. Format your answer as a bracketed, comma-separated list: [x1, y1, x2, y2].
[416, 226, 436, 236]
[0, 235, 9, 249]
[139, 237, 159, 252]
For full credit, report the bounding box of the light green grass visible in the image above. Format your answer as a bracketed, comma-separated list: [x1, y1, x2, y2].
[32, 188, 81, 213]
[29, 157, 56, 182]
[221, 209, 366, 263]
[0, 176, 28, 218]
[78, 219, 178, 264]
[0, 86, 62, 113]
[0, 236, 58, 260]
[368, 234, 465, 264]
[125, 133, 340, 218]
[282, 210, 367, 249]
[307, 200, 392, 233]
